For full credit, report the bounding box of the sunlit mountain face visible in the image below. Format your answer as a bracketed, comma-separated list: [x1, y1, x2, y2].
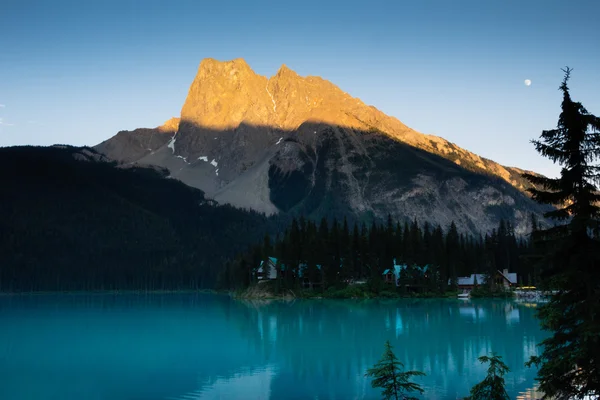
[96, 58, 551, 236]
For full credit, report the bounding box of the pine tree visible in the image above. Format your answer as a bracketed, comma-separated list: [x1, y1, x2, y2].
[262, 233, 272, 262]
[446, 221, 460, 289]
[360, 222, 370, 278]
[315, 218, 330, 289]
[351, 222, 361, 281]
[430, 224, 445, 290]
[384, 215, 395, 272]
[495, 219, 509, 275]
[467, 353, 510, 400]
[276, 229, 292, 291]
[328, 218, 341, 287]
[365, 340, 425, 400]
[250, 245, 262, 285]
[525, 213, 541, 285]
[305, 220, 320, 289]
[289, 217, 302, 268]
[483, 231, 497, 289]
[370, 221, 382, 276]
[409, 219, 422, 266]
[421, 222, 431, 267]
[340, 217, 351, 282]
[523, 68, 600, 399]
[402, 221, 412, 265]
[530, 212, 538, 232]
[457, 233, 468, 276]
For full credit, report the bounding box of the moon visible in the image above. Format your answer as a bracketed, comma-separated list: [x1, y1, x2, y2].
[524, 79, 532, 86]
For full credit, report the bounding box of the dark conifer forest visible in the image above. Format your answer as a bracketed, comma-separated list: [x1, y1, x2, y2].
[0, 146, 282, 291]
[0, 145, 537, 293]
[219, 214, 539, 294]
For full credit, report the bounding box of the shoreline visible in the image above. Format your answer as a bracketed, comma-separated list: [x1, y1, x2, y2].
[0, 289, 229, 296]
[232, 284, 516, 301]
[234, 294, 514, 300]
[0, 290, 509, 300]
[0, 288, 537, 301]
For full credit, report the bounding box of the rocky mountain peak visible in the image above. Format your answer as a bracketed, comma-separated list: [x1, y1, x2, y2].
[197, 57, 253, 77]
[274, 63, 298, 79]
[179, 58, 369, 132]
[157, 117, 180, 133]
[95, 58, 549, 235]
[180, 58, 272, 130]
[150, 58, 542, 195]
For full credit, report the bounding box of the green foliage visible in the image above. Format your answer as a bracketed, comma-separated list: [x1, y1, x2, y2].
[326, 285, 373, 299]
[229, 212, 534, 297]
[365, 340, 426, 400]
[470, 287, 512, 299]
[378, 290, 400, 298]
[1, 144, 538, 296]
[522, 68, 600, 399]
[366, 276, 385, 294]
[466, 353, 510, 400]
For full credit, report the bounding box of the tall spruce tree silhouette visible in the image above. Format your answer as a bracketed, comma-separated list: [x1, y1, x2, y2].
[523, 67, 600, 399]
[365, 340, 425, 400]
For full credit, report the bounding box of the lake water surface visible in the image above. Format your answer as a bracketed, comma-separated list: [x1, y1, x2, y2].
[0, 293, 547, 399]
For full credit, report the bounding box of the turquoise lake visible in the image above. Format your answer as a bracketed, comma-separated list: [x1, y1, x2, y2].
[0, 293, 546, 399]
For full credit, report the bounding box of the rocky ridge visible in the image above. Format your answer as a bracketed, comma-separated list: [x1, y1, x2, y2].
[95, 58, 548, 235]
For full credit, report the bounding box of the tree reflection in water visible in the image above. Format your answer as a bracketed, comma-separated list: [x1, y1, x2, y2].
[0, 294, 546, 400]
[227, 298, 547, 399]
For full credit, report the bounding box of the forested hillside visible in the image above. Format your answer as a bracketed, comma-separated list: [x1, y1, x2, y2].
[221, 215, 541, 293]
[0, 145, 542, 294]
[0, 146, 280, 292]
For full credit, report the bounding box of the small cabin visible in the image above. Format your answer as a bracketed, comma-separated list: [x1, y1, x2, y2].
[454, 274, 486, 290]
[256, 257, 278, 282]
[383, 266, 402, 286]
[452, 269, 517, 290]
[383, 260, 407, 286]
[383, 260, 431, 288]
[298, 263, 323, 289]
[496, 269, 518, 289]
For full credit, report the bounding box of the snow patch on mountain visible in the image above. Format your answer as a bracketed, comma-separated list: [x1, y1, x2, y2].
[266, 83, 277, 113]
[167, 134, 177, 153]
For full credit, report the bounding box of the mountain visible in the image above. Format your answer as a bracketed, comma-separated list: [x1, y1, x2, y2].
[0, 145, 275, 291]
[95, 58, 548, 235]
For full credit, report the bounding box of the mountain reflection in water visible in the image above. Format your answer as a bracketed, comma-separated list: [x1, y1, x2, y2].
[0, 294, 547, 400]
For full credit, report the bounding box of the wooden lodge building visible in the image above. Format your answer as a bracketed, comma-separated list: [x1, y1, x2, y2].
[256, 257, 518, 292]
[453, 269, 518, 290]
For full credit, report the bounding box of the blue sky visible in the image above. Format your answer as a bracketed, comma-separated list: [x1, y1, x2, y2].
[1, 0, 599, 177]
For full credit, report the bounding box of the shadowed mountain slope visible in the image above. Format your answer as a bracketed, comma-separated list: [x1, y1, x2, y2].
[0, 145, 275, 291]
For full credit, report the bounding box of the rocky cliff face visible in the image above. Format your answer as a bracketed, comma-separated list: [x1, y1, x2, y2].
[95, 58, 548, 235]
[95, 117, 180, 164]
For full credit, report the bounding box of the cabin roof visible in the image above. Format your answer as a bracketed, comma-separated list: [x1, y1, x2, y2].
[383, 263, 429, 277]
[497, 270, 518, 284]
[382, 265, 406, 279]
[257, 261, 278, 279]
[297, 263, 322, 278]
[453, 271, 518, 286]
[258, 257, 278, 268]
[455, 274, 486, 286]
